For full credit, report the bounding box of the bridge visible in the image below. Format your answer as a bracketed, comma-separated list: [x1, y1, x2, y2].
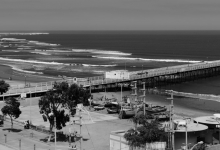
[1, 60, 220, 100]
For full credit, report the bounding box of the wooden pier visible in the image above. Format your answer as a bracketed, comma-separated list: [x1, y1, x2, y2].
[1, 60, 220, 100]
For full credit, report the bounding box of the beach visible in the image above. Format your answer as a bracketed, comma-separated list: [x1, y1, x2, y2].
[1, 31, 220, 128]
[0, 65, 62, 87]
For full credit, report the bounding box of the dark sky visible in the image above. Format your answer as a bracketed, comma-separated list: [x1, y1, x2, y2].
[1, 0, 220, 31]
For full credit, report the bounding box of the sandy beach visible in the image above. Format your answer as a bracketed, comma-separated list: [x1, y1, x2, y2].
[0, 64, 61, 86]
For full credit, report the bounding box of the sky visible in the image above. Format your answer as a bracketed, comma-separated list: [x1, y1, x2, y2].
[1, 0, 220, 31]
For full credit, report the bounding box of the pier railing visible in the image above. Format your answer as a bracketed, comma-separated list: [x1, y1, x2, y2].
[2, 60, 220, 99]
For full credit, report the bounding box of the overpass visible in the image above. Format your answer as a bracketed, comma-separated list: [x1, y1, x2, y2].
[1, 60, 220, 100]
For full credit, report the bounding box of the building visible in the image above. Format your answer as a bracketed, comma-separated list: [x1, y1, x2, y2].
[105, 70, 130, 80]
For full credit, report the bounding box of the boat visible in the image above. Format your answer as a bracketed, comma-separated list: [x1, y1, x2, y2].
[118, 106, 135, 119]
[106, 102, 121, 114]
[91, 100, 104, 107]
[136, 110, 170, 121]
[94, 106, 105, 111]
[145, 105, 167, 114]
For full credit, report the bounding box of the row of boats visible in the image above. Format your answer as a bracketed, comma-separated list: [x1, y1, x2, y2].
[90, 99, 170, 120]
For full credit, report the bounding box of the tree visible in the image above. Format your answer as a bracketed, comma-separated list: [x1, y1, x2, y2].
[124, 113, 167, 148]
[1, 97, 22, 128]
[39, 82, 90, 133]
[0, 80, 10, 95]
[65, 83, 91, 115]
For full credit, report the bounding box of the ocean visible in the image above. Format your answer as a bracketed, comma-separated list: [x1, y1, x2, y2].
[1, 30, 220, 96]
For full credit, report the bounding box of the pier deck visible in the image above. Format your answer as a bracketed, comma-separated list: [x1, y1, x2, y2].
[1, 60, 220, 100]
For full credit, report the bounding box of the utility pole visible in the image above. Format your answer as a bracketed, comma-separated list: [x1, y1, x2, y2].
[24, 75, 26, 87]
[167, 90, 174, 150]
[120, 83, 123, 102]
[131, 81, 137, 129]
[185, 121, 188, 150]
[79, 109, 82, 150]
[29, 89, 33, 137]
[139, 82, 146, 115]
[54, 116, 56, 150]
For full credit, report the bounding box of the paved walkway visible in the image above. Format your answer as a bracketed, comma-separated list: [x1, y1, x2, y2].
[0, 144, 14, 150]
[0, 110, 132, 150]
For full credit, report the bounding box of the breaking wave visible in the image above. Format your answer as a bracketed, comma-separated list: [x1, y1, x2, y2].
[1, 50, 19, 52]
[82, 64, 117, 67]
[72, 49, 131, 55]
[92, 56, 201, 63]
[4, 64, 43, 75]
[29, 41, 60, 46]
[30, 52, 51, 55]
[0, 57, 63, 65]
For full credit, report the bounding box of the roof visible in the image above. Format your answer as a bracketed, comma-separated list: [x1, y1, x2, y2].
[173, 119, 208, 132]
[194, 116, 220, 125]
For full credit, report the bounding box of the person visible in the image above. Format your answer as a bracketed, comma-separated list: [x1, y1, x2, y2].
[24, 120, 30, 129]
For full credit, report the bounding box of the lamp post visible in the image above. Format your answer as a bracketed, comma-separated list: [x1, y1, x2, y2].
[190, 141, 203, 150]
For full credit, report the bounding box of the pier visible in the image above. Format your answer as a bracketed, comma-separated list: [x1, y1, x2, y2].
[1, 60, 220, 100]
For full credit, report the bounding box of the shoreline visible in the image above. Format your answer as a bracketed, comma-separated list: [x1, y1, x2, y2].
[0, 63, 220, 114]
[0, 64, 62, 86]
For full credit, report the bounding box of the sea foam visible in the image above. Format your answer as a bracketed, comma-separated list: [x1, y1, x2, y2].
[92, 56, 201, 63]
[72, 49, 131, 55]
[30, 52, 51, 55]
[0, 57, 63, 65]
[82, 64, 117, 67]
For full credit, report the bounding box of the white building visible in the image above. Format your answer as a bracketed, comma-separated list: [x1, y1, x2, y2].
[105, 70, 130, 80]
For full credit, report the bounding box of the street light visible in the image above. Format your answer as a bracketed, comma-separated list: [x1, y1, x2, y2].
[190, 141, 203, 150]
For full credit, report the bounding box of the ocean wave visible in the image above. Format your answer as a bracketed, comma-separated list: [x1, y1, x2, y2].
[1, 50, 19, 52]
[92, 56, 201, 63]
[82, 64, 117, 67]
[30, 52, 51, 55]
[4, 64, 43, 75]
[29, 41, 60, 46]
[0, 57, 63, 65]
[0, 38, 26, 41]
[12, 67, 43, 74]
[0, 33, 49, 35]
[43, 49, 71, 52]
[72, 49, 131, 55]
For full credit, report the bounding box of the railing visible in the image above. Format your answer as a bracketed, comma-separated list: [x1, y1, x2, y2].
[2, 60, 220, 98]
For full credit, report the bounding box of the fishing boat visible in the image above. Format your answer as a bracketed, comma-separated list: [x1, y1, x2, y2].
[91, 100, 104, 107]
[106, 102, 121, 114]
[94, 105, 105, 111]
[118, 106, 135, 119]
[145, 105, 167, 114]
